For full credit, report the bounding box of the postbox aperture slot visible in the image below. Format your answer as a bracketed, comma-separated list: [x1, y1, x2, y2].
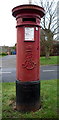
[23, 18, 36, 22]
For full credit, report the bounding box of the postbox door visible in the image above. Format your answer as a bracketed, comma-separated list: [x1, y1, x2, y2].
[16, 26, 40, 82]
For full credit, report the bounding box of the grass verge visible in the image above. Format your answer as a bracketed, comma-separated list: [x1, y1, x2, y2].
[40, 56, 59, 65]
[2, 79, 58, 119]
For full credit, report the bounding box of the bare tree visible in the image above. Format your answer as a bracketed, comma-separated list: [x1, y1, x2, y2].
[39, 0, 59, 58]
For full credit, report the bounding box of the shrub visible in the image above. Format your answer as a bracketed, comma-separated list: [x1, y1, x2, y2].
[0, 52, 7, 56]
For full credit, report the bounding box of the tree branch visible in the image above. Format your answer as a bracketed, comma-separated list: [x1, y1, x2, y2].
[40, 25, 45, 30]
[53, 32, 59, 35]
[51, 7, 57, 18]
[45, 1, 54, 14]
[53, 26, 59, 34]
[50, 21, 59, 30]
[48, 15, 52, 29]
[51, 18, 57, 23]
[40, 0, 44, 7]
[45, 16, 50, 21]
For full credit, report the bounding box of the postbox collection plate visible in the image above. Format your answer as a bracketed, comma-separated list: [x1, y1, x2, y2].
[25, 27, 34, 41]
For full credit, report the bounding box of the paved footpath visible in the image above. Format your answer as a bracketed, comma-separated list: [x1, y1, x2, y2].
[0, 55, 58, 82]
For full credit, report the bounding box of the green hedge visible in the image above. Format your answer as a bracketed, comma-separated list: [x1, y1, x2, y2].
[0, 52, 7, 56]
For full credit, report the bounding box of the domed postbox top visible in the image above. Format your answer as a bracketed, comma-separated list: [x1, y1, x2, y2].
[12, 4, 45, 18]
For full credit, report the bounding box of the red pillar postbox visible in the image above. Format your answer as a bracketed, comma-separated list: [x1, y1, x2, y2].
[12, 4, 45, 112]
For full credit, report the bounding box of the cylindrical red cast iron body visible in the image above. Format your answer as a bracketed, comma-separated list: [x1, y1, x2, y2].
[12, 5, 45, 82]
[12, 4, 45, 112]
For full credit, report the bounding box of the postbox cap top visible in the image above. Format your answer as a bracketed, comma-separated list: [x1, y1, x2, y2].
[12, 4, 45, 18]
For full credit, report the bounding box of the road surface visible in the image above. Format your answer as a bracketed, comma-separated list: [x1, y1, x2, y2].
[0, 55, 58, 82]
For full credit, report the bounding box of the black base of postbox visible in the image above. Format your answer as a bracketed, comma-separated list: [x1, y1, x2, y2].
[16, 80, 41, 112]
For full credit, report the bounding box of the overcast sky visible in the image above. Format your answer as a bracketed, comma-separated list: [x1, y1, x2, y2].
[0, 0, 58, 46]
